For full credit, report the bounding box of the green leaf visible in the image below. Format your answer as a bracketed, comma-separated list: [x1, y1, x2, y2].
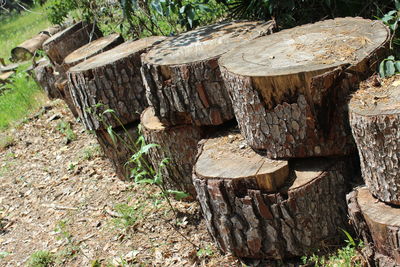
[102, 109, 115, 115]
[340, 228, 356, 247]
[107, 126, 117, 145]
[167, 190, 189, 200]
[395, 61, 400, 72]
[140, 143, 159, 154]
[388, 55, 395, 60]
[386, 60, 396, 77]
[396, 0, 400, 10]
[379, 60, 386, 78]
[151, 0, 163, 15]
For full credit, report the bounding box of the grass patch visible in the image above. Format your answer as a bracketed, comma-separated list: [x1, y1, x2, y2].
[26, 250, 55, 267]
[0, 134, 15, 151]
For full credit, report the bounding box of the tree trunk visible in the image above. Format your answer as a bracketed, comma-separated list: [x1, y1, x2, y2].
[11, 33, 50, 62]
[141, 107, 203, 197]
[349, 76, 400, 205]
[141, 21, 275, 126]
[54, 77, 78, 118]
[33, 59, 61, 99]
[219, 17, 389, 158]
[193, 133, 353, 259]
[95, 122, 140, 180]
[67, 36, 166, 131]
[347, 187, 400, 267]
[62, 33, 124, 72]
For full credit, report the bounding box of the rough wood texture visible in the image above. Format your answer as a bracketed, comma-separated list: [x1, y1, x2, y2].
[141, 107, 203, 197]
[194, 136, 351, 259]
[11, 33, 50, 62]
[33, 59, 61, 99]
[68, 36, 166, 130]
[55, 78, 78, 118]
[62, 33, 124, 72]
[347, 187, 400, 267]
[96, 123, 140, 180]
[141, 21, 275, 126]
[219, 17, 389, 158]
[349, 76, 400, 205]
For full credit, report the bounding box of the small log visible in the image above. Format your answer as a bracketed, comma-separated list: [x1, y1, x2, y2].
[68, 36, 166, 131]
[194, 133, 352, 259]
[0, 71, 14, 84]
[11, 33, 50, 62]
[141, 107, 203, 197]
[95, 123, 140, 180]
[347, 187, 400, 266]
[219, 17, 389, 158]
[62, 33, 124, 72]
[349, 76, 400, 205]
[33, 59, 61, 99]
[54, 78, 79, 118]
[141, 21, 275, 126]
[39, 25, 63, 36]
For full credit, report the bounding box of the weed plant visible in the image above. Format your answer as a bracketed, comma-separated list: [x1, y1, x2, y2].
[26, 250, 55, 267]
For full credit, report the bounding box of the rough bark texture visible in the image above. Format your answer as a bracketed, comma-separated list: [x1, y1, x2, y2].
[347, 187, 400, 267]
[141, 21, 275, 126]
[141, 107, 203, 197]
[349, 77, 400, 205]
[68, 36, 166, 131]
[11, 33, 50, 62]
[95, 123, 140, 180]
[55, 78, 78, 118]
[194, 147, 351, 259]
[219, 17, 390, 158]
[33, 59, 61, 99]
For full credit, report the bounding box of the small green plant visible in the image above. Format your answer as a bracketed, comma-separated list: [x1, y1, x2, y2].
[112, 203, 143, 230]
[0, 251, 10, 259]
[56, 121, 76, 143]
[54, 220, 73, 242]
[27, 250, 55, 267]
[0, 135, 14, 151]
[197, 246, 214, 258]
[81, 144, 102, 160]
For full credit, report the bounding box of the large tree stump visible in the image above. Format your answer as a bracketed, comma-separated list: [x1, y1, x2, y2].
[141, 107, 203, 197]
[62, 33, 124, 72]
[67, 36, 166, 130]
[54, 78, 78, 118]
[33, 59, 61, 99]
[194, 133, 352, 259]
[347, 187, 400, 266]
[141, 21, 275, 126]
[11, 33, 50, 62]
[219, 17, 389, 158]
[349, 76, 400, 205]
[96, 123, 140, 180]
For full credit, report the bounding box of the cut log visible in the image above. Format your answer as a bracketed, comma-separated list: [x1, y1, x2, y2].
[11, 33, 50, 62]
[54, 78, 79, 118]
[194, 133, 352, 259]
[219, 17, 389, 158]
[347, 187, 400, 266]
[141, 107, 203, 197]
[33, 59, 61, 99]
[141, 21, 275, 126]
[0, 71, 14, 84]
[62, 33, 124, 72]
[39, 25, 63, 36]
[349, 76, 400, 205]
[95, 123, 140, 180]
[68, 36, 166, 130]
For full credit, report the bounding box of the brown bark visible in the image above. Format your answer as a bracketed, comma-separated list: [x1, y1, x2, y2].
[54, 78, 78, 118]
[11, 33, 50, 62]
[194, 134, 352, 259]
[349, 77, 400, 205]
[67, 36, 166, 131]
[219, 17, 389, 158]
[141, 107, 203, 197]
[33, 59, 61, 99]
[141, 21, 275, 126]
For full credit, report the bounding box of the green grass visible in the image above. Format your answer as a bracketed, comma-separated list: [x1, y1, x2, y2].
[27, 250, 55, 267]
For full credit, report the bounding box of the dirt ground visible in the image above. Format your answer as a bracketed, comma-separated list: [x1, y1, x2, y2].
[0, 100, 240, 266]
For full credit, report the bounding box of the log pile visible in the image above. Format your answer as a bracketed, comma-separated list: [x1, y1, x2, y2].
[32, 59, 61, 99]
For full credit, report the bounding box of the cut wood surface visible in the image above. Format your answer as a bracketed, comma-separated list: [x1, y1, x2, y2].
[349, 76, 400, 205]
[347, 187, 400, 266]
[62, 33, 124, 72]
[33, 59, 61, 99]
[68, 36, 166, 130]
[141, 107, 203, 197]
[141, 21, 275, 126]
[55, 78, 78, 118]
[194, 135, 351, 259]
[219, 17, 389, 158]
[0, 71, 14, 83]
[11, 33, 50, 62]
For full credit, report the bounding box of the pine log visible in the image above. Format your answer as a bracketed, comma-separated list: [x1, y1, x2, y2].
[95, 122, 140, 180]
[141, 21, 275, 126]
[33, 59, 61, 99]
[54, 78, 78, 118]
[141, 107, 203, 197]
[39, 25, 63, 36]
[349, 76, 400, 205]
[62, 33, 124, 72]
[194, 134, 352, 259]
[11, 33, 50, 62]
[347, 187, 400, 267]
[68, 36, 166, 131]
[219, 17, 389, 158]
[0, 71, 14, 84]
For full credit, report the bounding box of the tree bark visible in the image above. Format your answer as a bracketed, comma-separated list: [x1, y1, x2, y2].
[194, 134, 352, 259]
[11, 33, 50, 62]
[141, 21, 275, 126]
[32, 59, 61, 99]
[54, 77, 78, 118]
[219, 17, 389, 158]
[349, 76, 400, 205]
[67, 36, 166, 131]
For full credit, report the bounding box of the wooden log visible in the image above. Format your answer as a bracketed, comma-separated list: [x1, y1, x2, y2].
[0, 71, 14, 84]
[349, 76, 400, 205]
[141, 21, 275, 126]
[141, 107, 203, 197]
[219, 17, 389, 158]
[67, 36, 166, 131]
[39, 25, 63, 36]
[347, 187, 400, 266]
[62, 33, 124, 72]
[193, 133, 352, 259]
[11, 33, 50, 62]
[33, 59, 61, 99]
[54, 78, 79, 118]
[95, 123, 140, 180]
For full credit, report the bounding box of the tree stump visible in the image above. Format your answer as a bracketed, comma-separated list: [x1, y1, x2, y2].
[67, 36, 166, 131]
[219, 17, 389, 158]
[349, 76, 400, 205]
[33, 59, 61, 99]
[62, 33, 124, 72]
[95, 123, 140, 180]
[11, 33, 50, 62]
[141, 107, 203, 197]
[141, 21, 275, 126]
[347, 187, 400, 266]
[54, 78, 78, 118]
[194, 133, 352, 259]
